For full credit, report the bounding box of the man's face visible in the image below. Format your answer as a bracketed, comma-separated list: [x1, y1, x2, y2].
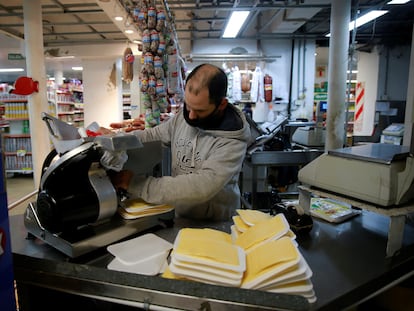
[183, 87, 222, 129]
[184, 87, 216, 120]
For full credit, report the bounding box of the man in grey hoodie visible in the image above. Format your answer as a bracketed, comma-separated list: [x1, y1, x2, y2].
[124, 63, 251, 221]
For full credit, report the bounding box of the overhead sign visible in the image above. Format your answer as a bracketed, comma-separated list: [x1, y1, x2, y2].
[314, 93, 328, 101]
[8, 53, 25, 60]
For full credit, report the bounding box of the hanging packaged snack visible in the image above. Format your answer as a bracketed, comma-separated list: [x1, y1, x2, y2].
[150, 29, 160, 54]
[142, 29, 151, 52]
[147, 6, 157, 29]
[144, 52, 154, 74]
[137, 6, 147, 32]
[156, 10, 166, 32]
[154, 55, 164, 79]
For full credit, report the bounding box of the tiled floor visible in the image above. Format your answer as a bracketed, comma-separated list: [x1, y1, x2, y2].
[6, 173, 36, 216]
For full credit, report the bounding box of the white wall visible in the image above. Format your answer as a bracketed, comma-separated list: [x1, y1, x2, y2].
[188, 38, 316, 121]
[356, 50, 380, 135]
[377, 44, 411, 101]
[82, 58, 123, 128]
[289, 40, 316, 121]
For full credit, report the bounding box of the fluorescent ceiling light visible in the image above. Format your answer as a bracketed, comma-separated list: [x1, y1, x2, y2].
[222, 11, 250, 38]
[125, 29, 134, 34]
[114, 16, 124, 21]
[0, 68, 24, 72]
[387, 0, 410, 4]
[72, 67, 83, 71]
[326, 10, 388, 37]
[48, 77, 66, 81]
[45, 55, 75, 59]
[349, 10, 388, 31]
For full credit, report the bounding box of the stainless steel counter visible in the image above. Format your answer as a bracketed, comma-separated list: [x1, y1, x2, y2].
[10, 209, 414, 311]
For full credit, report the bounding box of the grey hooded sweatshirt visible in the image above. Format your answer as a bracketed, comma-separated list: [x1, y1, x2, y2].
[128, 104, 251, 221]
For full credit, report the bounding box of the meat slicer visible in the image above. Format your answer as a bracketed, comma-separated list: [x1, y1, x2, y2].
[24, 113, 174, 258]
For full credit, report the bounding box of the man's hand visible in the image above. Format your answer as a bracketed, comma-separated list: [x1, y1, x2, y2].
[100, 150, 128, 172]
[108, 169, 133, 192]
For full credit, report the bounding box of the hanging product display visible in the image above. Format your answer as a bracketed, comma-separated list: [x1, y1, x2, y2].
[250, 65, 264, 103]
[264, 74, 273, 103]
[232, 66, 242, 102]
[134, 0, 185, 128]
[241, 72, 251, 93]
[122, 46, 135, 84]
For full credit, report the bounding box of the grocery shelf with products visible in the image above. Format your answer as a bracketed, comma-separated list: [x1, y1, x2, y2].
[123, 92, 131, 120]
[345, 80, 356, 134]
[47, 81, 84, 127]
[0, 93, 33, 174]
[313, 77, 357, 137]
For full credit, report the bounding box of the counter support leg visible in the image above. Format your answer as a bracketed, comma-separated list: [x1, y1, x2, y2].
[252, 166, 258, 209]
[387, 215, 405, 257]
[298, 186, 311, 215]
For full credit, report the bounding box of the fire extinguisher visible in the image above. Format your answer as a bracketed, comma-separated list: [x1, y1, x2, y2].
[264, 74, 273, 102]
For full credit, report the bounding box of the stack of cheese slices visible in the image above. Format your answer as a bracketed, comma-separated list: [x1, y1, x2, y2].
[163, 209, 316, 303]
[118, 198, 174, 219]
[166, 228, 246, 286]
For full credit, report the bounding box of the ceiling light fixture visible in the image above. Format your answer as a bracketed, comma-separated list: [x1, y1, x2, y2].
[72, 67, 83, 71]
[125, 29, 134, 34]
[349, 10, 388, 31]
[326, 10, 388, 37]
[222, 11, 250, 38]
[0, 68, 24, 72]
[387, 0, 410, 4]
[114, 16, 124, 21]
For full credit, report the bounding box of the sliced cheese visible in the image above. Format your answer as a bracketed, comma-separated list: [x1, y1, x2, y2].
[124, 198, 169, 211]
[232, 215, 250, 232]
[175, 236, 239, 265]
[236, 209, 272, 226]
[235, 214, 289, 251]
[161, 265, 187, 280]
[178, 228, 232, 243]
[172, 228, 244, 271]
[242, 237, 300, 288]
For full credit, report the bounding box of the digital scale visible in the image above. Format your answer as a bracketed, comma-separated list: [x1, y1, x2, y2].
[298, 143, 414, 207]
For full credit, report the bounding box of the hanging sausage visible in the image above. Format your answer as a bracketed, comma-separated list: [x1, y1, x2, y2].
[241, 73, 251, 93]
[264, 74, 273, 103]
[122, 47, 134, 84]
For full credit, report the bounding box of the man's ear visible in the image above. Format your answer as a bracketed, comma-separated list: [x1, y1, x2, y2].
[218, 98, 228, 111]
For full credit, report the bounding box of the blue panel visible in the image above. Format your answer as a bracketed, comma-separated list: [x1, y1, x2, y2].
[0, 151, 17, 311]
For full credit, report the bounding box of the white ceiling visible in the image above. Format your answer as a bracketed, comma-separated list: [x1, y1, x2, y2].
[0, 0, 413, 83]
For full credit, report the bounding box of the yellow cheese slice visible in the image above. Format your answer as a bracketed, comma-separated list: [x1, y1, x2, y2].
[242, 237, 299, 285]
[178, 228, 232, 244]
[232, 215, 250, 232]
[235, 214, 289, 251]
[118, 206, 174, 219]
[236, 209, 272, 226]
[123, 198, 172, 212]
[173, 228, 239, 266]
[161, 265, 187, 280]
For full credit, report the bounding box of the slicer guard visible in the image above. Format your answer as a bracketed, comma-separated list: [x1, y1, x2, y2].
[24, 114, 173, 257]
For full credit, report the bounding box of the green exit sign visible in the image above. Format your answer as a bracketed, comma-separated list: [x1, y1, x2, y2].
[8, 53, 25, 60]
[314, 93, 328, 101]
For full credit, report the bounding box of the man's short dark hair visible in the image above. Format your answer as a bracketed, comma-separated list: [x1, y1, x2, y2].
[185, 64, 228, 106]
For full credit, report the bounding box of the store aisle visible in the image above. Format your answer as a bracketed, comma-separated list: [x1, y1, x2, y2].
[6, 174, 37, 216]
